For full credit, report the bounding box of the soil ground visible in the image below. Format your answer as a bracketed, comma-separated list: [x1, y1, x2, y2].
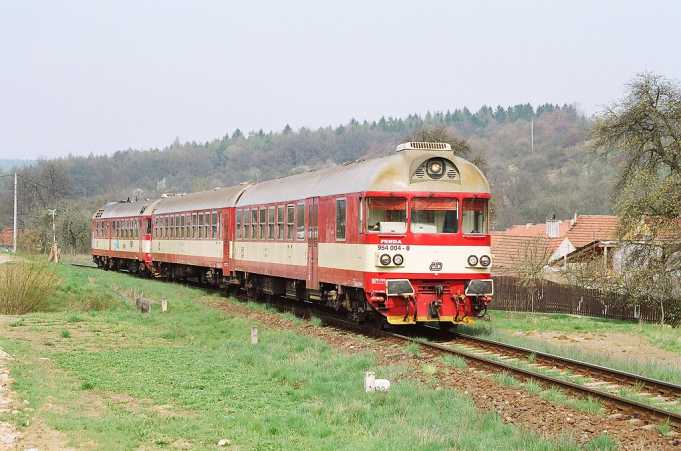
[514, 330, 681, 366]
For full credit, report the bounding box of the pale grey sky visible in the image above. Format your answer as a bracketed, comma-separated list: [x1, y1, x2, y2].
[1, 0, 680, 159]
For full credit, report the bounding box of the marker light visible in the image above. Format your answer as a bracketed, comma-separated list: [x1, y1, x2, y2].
[392, 254, 404, 266]
[479, 255, 491, 267]
[380, 254, 392, 266]
[467, 255, 479, 266]
[426, 158, 446, 179]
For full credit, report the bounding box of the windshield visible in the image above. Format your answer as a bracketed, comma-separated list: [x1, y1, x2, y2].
[411, 198, 458, 233]
[367, 197, 407, 233]
[462, 198, 488, 234]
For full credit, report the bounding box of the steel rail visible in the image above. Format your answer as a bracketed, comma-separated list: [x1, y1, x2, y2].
[388, 331, 681, 426]
[453, 332, 681, 397]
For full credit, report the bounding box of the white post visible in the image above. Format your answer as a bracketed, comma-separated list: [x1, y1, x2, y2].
[530, 119, 534, 153]
[12, 172, 17, 253]
[250, 326, 258, 345]
[50, 209, 56, 245]
[161, 299, 168, 312]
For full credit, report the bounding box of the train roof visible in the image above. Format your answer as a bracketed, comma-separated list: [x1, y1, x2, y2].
[152, 185, 248, 215]
[236, 145, 490, 206]
[96, 198, 160, 219]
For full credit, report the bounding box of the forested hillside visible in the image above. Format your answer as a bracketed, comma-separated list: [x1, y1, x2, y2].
[0, 103, 616, 252]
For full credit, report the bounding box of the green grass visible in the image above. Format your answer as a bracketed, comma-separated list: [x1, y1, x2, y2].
[460, 311, 681, 385]
[441, 354, 468, 369]
[584, 433, 617, 451]
[0, 263, 585, 450]
[405, 342, 421, 358]
[481, 310, 681, 354]
[60, 329, 71, 338]
[657, 419, 673, 437]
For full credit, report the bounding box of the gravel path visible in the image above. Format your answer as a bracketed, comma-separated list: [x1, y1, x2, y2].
[0, 349, 20, 449]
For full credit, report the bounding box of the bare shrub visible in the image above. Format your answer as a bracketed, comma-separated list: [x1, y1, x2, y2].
[0, 262, 60, 314]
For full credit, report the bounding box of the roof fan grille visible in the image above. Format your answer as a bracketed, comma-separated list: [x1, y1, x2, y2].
[396, 141, 452, 152]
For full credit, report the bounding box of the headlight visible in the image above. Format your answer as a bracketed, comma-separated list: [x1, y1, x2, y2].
[380, 254, 392, 266]
[392, 254, 404, 266]
[479, 255, 491, 267]
[467, 255, 479, 266]
[426, 158, 445, 179]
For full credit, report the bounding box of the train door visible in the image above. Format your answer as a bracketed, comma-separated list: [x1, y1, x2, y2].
[141, 216, 152, 265]
[306, 197, 319, 290]
[222, 209, 230, 273]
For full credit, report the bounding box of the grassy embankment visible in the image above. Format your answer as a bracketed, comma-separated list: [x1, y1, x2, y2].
[461, 311, 681, 385]
[0, 262, 600, 450]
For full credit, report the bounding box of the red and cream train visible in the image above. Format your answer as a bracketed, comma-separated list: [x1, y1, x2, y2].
[91, 142, 493, 325]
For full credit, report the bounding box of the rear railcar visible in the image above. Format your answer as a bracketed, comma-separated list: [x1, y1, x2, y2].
[91, 199, 157, 273]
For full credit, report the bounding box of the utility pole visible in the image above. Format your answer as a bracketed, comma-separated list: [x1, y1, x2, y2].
[48, 209, 56, 245]
[12, 172, 17, 253]
[47, 208, 60, 263]
[530, 119, 534, 153]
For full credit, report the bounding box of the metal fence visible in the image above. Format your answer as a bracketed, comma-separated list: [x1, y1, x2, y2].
[490, 276, 664, 323]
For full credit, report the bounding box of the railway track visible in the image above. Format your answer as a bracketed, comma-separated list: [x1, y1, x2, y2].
[70, 262, 681, 428]
[389, 330, 681, 427]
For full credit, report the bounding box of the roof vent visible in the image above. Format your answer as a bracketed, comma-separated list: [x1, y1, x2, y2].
[396, 142, 452, 152]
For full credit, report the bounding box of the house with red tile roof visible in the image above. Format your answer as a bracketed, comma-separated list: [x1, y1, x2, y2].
[0, 227, 14, 248]
[491, 214, 619, 275]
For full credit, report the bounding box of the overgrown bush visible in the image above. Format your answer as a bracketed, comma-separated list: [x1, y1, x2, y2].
[0, 262, 60, 314]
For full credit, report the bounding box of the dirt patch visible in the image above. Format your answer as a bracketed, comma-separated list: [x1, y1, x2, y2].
[0, 348, 77, 451]
[514, 330, 681, 367]
[106, 392, 195, 419]
[207, 298, 681, 449]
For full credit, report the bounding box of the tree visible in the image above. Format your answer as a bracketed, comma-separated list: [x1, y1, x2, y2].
[406, 126, 470, 157]
[591, 72, 681, 326]
[515, 237, 553, 312]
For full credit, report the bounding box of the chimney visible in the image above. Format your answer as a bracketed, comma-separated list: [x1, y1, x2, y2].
[546, 217, 560, 238]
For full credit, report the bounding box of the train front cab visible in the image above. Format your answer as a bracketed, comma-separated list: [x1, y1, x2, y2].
[361, 192, 494, 325]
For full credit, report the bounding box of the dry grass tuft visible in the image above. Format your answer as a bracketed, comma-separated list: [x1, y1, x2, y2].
[0, 262, 60, 314]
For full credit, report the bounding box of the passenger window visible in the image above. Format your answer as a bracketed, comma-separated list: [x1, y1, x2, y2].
[296, 203, 305, 240]
[251, 210, 258, 240]
[259, 208, 266, 240]
[286, 205, 294, 240]
[236, 210, 242, 239]
[268, 207, 275, 240]
[336, 198, 346, 240]
[243, 209, 250, 239]
[277, 206, 284, 240]
[212, 211, 218, 239]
